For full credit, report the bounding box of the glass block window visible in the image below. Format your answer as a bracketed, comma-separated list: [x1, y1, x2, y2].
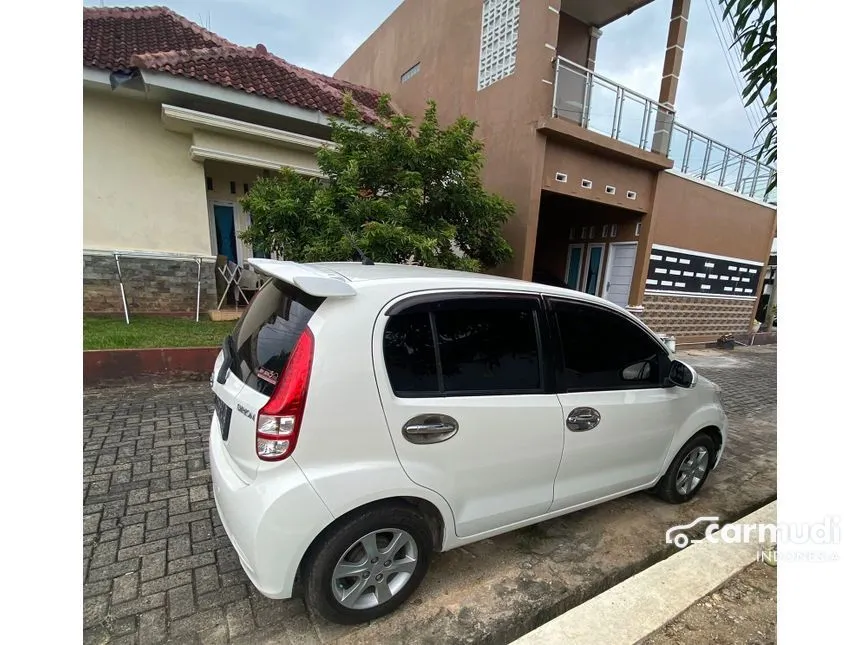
[401, 62, 421, 83]
[477, 0, 520, 90]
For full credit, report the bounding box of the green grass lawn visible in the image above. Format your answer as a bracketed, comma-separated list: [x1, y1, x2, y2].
[84, 315, 236, 350]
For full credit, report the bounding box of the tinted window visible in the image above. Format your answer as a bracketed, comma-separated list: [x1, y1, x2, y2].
[435, 300, 542, 394]
[383, 297, 544, 397]
[383, 312, 439, 395]
[230, 279, 323, 395]
[553, 301, 665, 391]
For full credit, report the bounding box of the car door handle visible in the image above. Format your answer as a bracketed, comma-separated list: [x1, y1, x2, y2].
[402, 414, 459, 444]
[405, 422, 456, 434]
[567, 407, 601, 432]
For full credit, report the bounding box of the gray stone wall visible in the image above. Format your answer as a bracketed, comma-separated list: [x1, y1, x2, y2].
[83, 254, 217, 314]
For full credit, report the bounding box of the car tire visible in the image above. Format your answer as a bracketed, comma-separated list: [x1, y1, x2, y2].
[303, 503, 432, 625]
[655, 433, 716, 504]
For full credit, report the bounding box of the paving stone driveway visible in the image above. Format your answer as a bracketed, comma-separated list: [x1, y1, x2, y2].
[83, 346, 776, 645]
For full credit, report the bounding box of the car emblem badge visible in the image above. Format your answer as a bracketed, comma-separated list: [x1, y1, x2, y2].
[237, 404, 255, 421]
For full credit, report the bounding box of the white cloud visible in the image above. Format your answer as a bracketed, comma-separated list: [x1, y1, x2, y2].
[600, 58, 663, 100]
[597, 0, 760, 152]
[294, 32, 366, 75]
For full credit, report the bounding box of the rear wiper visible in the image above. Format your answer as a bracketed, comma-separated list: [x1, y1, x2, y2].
[217, 335, 235, 385]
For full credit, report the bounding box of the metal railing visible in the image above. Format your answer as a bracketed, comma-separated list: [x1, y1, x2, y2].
[552, 56, 776, 203]
[667, 121, 775, 202]
[552, 56, 669, 151]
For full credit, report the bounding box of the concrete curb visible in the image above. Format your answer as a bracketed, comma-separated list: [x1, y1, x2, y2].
[83, 346, 218, 386]
[511, 501, 777, 645]
[460, 494, 776, 645]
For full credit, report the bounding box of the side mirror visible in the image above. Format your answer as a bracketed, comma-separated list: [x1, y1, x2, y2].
[668, 360, 697, 388]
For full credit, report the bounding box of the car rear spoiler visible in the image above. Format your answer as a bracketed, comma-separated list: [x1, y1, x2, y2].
[248, 259, 357, 298]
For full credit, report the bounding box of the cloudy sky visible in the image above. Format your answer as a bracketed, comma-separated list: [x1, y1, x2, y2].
[83, 0, 761, 153]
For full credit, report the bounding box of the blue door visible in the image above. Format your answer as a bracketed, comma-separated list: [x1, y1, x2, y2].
[583, 245, 605, 295]
[213, 205, 237, 263]
[566, 244, 584, 289]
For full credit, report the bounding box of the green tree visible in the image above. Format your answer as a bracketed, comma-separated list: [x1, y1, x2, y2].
[721, 0, 776, 196]
[239, 96, 514, 272]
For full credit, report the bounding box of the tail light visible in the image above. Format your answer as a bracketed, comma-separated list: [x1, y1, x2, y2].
[256, 328, 314, 461]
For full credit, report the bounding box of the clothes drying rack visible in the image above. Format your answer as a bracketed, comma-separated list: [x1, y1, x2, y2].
[113, 251, 203, 324]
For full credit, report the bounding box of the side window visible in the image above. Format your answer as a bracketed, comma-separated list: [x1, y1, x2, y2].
[382, 296, 543, 397]
[435, 301, 542, 394]
[552, 300, 667, 391]
[383, 312, 439, 396]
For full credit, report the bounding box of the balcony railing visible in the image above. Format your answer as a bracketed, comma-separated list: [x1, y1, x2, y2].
[552, 56, 775, 203]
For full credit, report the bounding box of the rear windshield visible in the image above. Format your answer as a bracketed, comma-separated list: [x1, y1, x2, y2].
[229, 279, 323, 395]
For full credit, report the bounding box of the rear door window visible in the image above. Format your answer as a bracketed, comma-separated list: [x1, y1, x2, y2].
[435, 303, 541, 394]
[382, 296, 544, 397]
[383, 312, 440, 396]
[230, 279, 323, 395]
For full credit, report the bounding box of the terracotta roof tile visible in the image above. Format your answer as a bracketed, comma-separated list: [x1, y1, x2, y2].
[84, 6, 383, 123]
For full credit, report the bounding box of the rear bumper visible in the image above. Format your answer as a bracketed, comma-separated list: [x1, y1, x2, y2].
[209, 415, 334, 599]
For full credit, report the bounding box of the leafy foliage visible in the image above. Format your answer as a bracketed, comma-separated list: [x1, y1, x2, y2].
[239, 96, 514, 272]
[720, 0, 776, 195]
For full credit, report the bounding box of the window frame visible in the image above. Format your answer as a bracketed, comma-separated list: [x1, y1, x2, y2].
[544, 296, 672, 393]
[382, 291, 555, 398]
[400, 62, 421, 83]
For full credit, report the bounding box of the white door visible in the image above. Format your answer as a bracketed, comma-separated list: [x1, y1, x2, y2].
[374, 294, 564, 537]
[602, 242, 638, 307]
[546, 297, 685, 511]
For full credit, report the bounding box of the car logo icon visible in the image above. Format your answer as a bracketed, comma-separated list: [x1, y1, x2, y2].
[665, 516, 720, 549]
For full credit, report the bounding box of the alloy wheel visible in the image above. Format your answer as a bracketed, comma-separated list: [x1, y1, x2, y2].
[330, 528, 419, 610]
[675, 446, 709, 495]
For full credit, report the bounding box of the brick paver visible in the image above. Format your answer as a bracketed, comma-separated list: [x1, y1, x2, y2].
[83, 346, 776, 644]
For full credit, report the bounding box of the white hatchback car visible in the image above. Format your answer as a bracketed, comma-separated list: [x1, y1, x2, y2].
[209, 259, 727, 624]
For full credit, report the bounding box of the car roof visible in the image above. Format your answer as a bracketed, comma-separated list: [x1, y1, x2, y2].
[253, 259, 623, 308]
[309, 262, 624, 309]
[250, 260, 663, 345]
[311, 262, 524, 284]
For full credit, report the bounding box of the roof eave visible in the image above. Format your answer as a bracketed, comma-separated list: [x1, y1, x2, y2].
[140, 69, 381, 129]
[140, 69, 335, 128]
[83, 65, 377, 132]
[83, 66, 112, 87]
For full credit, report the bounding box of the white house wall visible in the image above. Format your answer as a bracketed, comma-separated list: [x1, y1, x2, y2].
[83, 89, 211, 255]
